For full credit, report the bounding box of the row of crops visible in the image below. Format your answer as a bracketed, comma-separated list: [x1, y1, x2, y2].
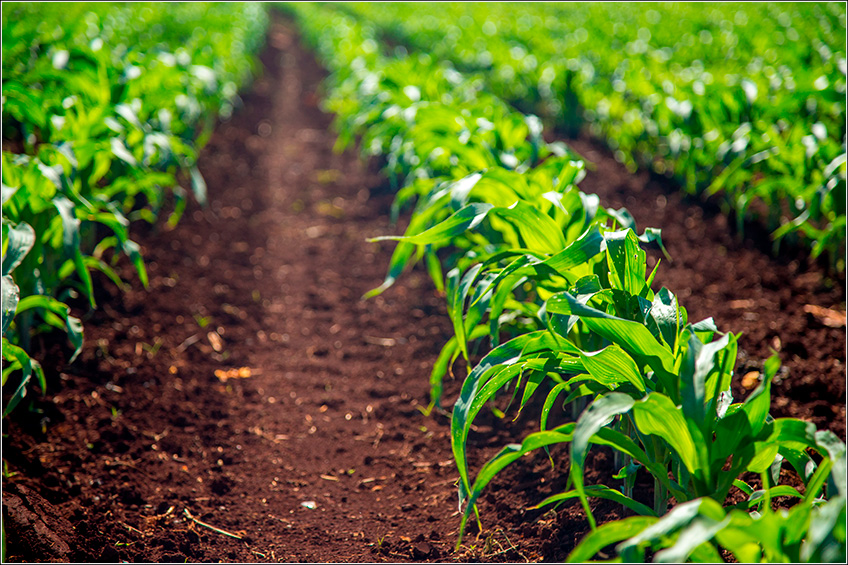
[1, 3, 268, 417]
[342, 2, 847, 270]
[2, 1, 845, 561]
[284, 3, 846, 562]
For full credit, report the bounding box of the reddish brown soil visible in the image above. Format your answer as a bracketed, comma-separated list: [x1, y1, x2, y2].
[2, 19, 845, 564]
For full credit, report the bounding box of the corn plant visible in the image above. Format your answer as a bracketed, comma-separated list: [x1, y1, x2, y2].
[451, 233, 846, 560]
[341, 2, 847, 271]
[1, 2, 267, 417]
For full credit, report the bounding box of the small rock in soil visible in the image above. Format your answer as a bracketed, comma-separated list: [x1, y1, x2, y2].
[412, 541, 432, 559]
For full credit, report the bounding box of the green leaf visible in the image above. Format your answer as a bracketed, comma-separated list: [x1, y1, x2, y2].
[53, 196, 81, 252]
[446, 264, 482, 361]
[650, 287, 684, 350]
[579, 344, 646, 393]
[815, 430, 847, 497]
[567, 516, 658, 563]
[604, 229, 646, 296]
[618, 498, 725, 562]
[544, 227, 605, 275]
[533, 484, 656, 517]
[654, 516, 728, 563]
[747, 443, 780, 474]
[631, 393, 700, 476]
[681, 331, 732, 428]
[370, 202, 494, 245]
[745, 485, 803, 508]
[493, 200, 567, 253]
[1, 339, 43, 417]
[363, 240, 415, 299]
[802, 495, 847, 562]
[572, 393, 635, 527]
[457, 424, 576, 546]
[110, 137, 137, 167]
[15, 295, 83, 362]
[190, 165, 207, 206]
[452, 331, 572, 502]
[740, 358, 774, 437]
[541, 381, 571, 433]
[1, 276, 19, 338]
[2, 221, 35, 276]
[546, 292, 677, 393]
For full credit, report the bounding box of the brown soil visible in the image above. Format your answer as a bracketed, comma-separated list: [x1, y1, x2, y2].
[2, 18, 845, 564]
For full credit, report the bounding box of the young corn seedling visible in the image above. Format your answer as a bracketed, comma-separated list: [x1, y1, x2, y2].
[452, 228, 847, 559]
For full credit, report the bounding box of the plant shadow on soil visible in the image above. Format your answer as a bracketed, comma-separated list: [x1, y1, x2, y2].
[2, 16, 845, 564]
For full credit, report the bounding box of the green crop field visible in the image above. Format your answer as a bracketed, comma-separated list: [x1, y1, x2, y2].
[344, 2, 847, 270]
[285, 3, 847, 561]
[2, 2, 845, 562]
[2, 2, 266, 417]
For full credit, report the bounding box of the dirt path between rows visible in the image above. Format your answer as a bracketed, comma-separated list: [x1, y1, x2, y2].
[3, 18, 845, 564]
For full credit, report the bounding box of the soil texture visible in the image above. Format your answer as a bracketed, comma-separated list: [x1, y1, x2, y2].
[2, 18, 845, 564]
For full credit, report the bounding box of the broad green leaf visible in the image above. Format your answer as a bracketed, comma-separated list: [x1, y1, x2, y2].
[544, 227, 605, 275]
[650, 287, 684, 350]
[572, 393, 635, 527]
[16, 295, 84, 362]
[714, 511, 764, 562]
[579, 344, 646, 393]
[546, 291, 677, 393]
[370, 202, 494, 245]
[493, 200, 567, 253]
[567, 516, 658, 563]
[604, 229, 646, 296]
[618, 498, 725, 562]
[747, 443, 780, 474]
[681, 331, 732, 428]
[2, 221, 35, 276]
[1, 276, 19, 338]
[452, 331, 572, 498]
[655, 517, 728, 563]
[631, 393, 699, 476]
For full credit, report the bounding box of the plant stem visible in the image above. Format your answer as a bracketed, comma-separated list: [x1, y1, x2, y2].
[653, 476, 667, 516]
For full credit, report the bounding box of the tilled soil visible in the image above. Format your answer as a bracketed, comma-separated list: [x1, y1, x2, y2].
[2, 19, 845, 564]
